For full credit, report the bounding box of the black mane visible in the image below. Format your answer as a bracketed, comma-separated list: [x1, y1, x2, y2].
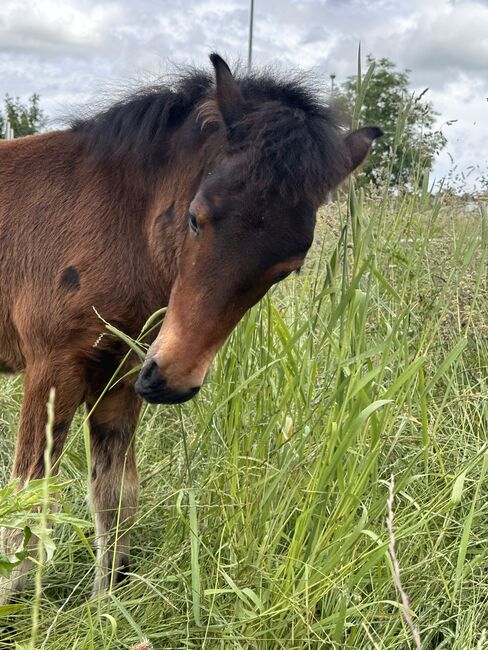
[71, 65, 348, 204]
[71, 70, 214, 168]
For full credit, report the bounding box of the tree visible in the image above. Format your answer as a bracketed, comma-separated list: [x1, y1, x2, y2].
[0, 94, 46, 139]
[341, 56, 447, 188]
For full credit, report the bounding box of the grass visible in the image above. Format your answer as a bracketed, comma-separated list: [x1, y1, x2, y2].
[0, 179, 486, 649]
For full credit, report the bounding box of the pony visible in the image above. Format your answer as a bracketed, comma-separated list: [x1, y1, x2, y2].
[0, 54, 381, 598]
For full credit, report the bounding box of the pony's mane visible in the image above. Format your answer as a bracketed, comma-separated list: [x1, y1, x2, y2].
[71, 70, 214, 168]
[71, 65, 348, 204]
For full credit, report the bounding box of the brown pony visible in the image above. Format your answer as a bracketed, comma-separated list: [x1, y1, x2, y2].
[0, 54, 381, 598]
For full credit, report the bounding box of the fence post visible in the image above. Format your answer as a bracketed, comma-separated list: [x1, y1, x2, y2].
[247, 0, 254, 73]
[5, 117, 15, 140]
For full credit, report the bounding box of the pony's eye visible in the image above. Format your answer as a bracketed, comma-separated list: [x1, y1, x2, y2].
[188, 212, 199, 235]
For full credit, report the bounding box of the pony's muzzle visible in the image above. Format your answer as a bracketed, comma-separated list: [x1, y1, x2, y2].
[135, 360, 201, 404]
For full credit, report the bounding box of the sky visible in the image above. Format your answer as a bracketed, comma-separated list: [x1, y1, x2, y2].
[0, 0, 487, 189]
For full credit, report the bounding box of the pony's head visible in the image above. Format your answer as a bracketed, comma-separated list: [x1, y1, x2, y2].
[135, 55, 382, 404]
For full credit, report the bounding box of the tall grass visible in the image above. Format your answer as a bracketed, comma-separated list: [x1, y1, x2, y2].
[0, 59, 487, 647]
[0, 180, 486, 648]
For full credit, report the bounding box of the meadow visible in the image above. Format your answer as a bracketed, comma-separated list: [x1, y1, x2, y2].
[0, 175, 486, 649]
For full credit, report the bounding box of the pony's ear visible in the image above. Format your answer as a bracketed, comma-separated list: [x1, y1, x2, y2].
[209, 53, 244, 129]
[344, 126, 383, 172]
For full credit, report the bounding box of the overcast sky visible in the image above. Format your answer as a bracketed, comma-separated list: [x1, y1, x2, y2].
[0, 0, 487, 188]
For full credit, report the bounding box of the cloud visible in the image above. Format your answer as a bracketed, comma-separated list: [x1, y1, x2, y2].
[401, 1, 488, 75]
[0, 0, 486, 187]
[428, 73, 488, 188]
[0, 1, 125, 58]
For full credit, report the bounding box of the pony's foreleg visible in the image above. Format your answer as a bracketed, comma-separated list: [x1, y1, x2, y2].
[86, 383, 141, 595]
[0, 358, 84, 603]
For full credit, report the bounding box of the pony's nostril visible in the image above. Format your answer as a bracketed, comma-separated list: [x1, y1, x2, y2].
[141, 360, 159, 383]
[135, 360, 164, 395]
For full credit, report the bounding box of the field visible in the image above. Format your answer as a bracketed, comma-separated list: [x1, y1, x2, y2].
[0, 185, 487, 648]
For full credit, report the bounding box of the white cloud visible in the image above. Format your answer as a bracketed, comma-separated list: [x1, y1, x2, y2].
[429, 73, 488, 188]
[395, 0, 488, 77]
[0, 1, 124, 57]
[0, 0, 486, 188]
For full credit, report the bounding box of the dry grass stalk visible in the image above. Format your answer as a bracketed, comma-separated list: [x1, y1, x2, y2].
[387, 474, 421, 649]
